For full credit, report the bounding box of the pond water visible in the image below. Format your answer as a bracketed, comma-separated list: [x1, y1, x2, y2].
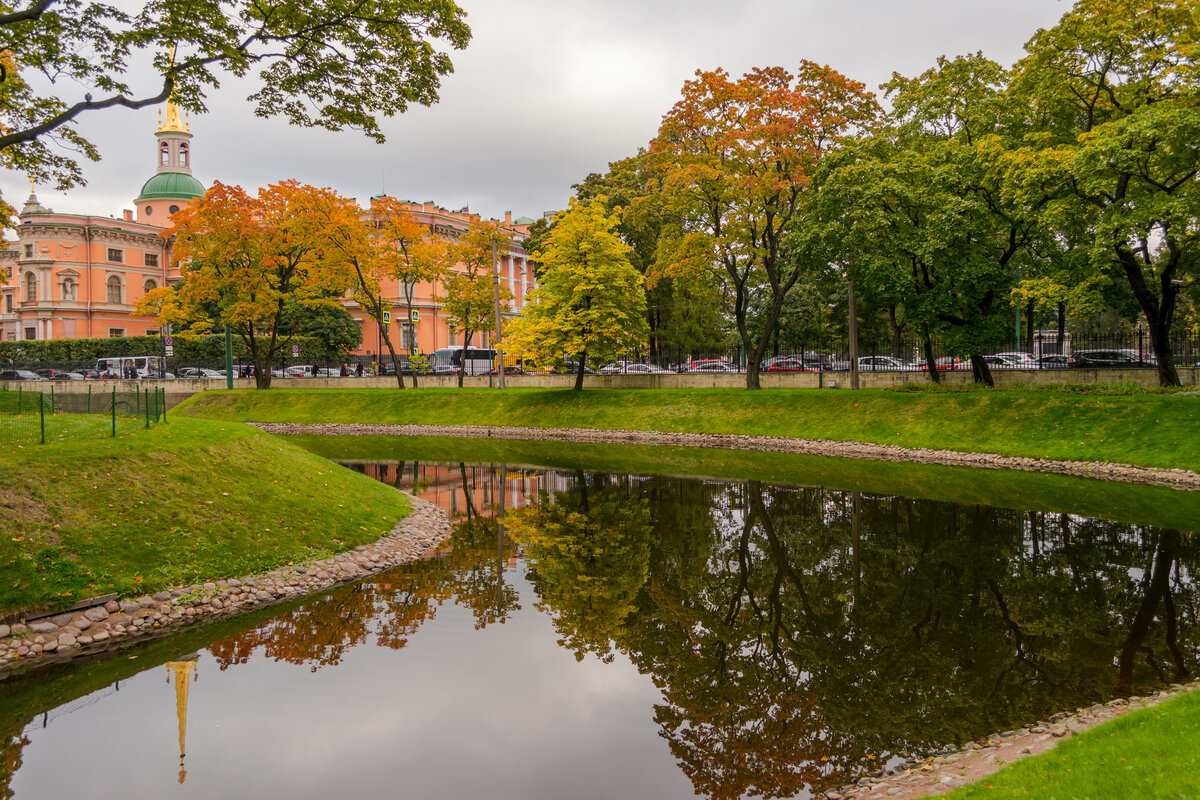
[1, 446, 1196, 799]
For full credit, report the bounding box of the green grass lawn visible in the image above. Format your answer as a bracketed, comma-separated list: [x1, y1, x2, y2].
[944, 689, 1200, 799]
[0, 417, 411, 616]
[177, 387, 1200, 472]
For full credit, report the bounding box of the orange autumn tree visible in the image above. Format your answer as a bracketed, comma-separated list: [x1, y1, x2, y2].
[148, 180, 359, 388]
[439, 219, 514, 387]
[649, 63, 878, 389]
[362, 197, 444, 388]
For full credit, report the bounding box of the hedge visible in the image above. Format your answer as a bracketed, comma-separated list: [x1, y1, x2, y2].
[0, 334, 325, 366]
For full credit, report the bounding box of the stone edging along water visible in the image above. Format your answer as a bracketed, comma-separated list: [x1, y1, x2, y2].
[0, 496, 451, 676]
[250, 422, 1200, 491]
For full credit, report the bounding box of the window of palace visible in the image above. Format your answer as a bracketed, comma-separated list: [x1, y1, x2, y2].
[23, 272, 36, 302]
[144, 252, 158, 267]
[160, 141, 169, 166]
[108, 328, 125, 337]
[143, 278, 157, 294]
[24, 327, 36, 340]
[23, 244, 33, 258]
[106, 275, 123, 304]
[5, 294, 12, 312]
[107, 248, 123, 263]
[168, 205, 180, 214]
[179, 142, 189, 167]
[61, 277, 77, 300]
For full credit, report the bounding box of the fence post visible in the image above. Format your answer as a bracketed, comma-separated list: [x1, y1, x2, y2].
[17, 385, 21, 414]
[161, 387, 168, 423]
[88, 384, 92, 413]
[135, 387, 140, 416]
[111, 387, 117, 438]
[145, 388, 150, 429]
[49, 383, 54, 415]
[39, 391, 45, 445]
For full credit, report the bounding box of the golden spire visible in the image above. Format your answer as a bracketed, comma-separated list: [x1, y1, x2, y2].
[166, 656, 199, 784]
[157, 44, 189, 134]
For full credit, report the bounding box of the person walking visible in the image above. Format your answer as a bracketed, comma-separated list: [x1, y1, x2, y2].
[356, 361, 364, 377]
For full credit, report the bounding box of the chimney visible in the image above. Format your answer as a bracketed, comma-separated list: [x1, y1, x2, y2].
[504, 211, 512, 225]
[122, 209, 133, 222]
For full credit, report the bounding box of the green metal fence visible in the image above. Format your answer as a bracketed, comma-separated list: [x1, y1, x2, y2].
[0, 385, 168, 445]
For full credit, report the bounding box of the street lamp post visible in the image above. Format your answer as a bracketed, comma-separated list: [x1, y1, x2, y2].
[492, 237, 506, 389]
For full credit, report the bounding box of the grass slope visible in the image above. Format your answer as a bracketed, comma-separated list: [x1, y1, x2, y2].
[0, 417, 410, 616]
[944, 689, 1200, 799]
[289, 434, 1200, 533]
[178, 387, 1200, 472]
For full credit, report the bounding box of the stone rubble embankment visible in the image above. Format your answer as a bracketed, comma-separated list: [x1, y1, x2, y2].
[251, 422, 1200, 491]
[818, 680, 1200, 799]
[0, 495, 450, 675]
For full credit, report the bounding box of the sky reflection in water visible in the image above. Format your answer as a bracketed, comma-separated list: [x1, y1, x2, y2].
[2, 459, 1196, 800]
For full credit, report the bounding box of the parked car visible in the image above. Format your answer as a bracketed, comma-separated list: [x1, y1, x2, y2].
[1072, 349, 1156, 368]
[178, 367, 225, 379]
[283, 365, 314, 378]
[51, 371, 87, 381]
[548, 360, 595, 375]
[856, 356, 914, 371]
[598, 362, 672, 374]
[763, 354, 830, 372]
[0, 369, 46, 381]
[993, 352, 1036, 368]
[685, 360, 741, 373]
[1035, 354, 1075, 368]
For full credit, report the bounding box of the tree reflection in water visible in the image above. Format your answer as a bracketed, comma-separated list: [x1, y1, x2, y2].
[503, 475, 1197, 798]
[2, 466, 1195, 800]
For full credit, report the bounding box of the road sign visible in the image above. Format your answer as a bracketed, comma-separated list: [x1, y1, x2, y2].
[164, 345, 174, 356]
[164, 336, 173, 346]
[410, 310, 419, 322]
[383, 311, 391, 325]
[292, 344, 299, 356]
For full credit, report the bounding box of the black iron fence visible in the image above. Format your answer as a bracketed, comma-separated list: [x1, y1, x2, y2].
[0, 385, 168, 445]
[629, 330, 1200, 373]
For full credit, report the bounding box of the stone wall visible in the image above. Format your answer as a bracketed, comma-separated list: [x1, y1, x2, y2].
[3, 366, 1195, 405]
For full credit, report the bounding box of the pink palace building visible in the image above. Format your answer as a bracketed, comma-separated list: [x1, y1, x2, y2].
[1, 102, 542, 356]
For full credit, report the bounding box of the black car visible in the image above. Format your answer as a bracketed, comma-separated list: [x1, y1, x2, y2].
[0, 369, 46, 381]
[1071, 349, 1155, 368]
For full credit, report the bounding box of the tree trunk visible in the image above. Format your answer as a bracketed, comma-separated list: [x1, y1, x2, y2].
[923, 335, 940, 385]
[848, 277, 859, 390]
[458, 329, 470, 388]
[969, 353, 994, 387]
[1056, 302, 1066, 355]
[381, 316, 406, 390]
[1024, 300, 1035, 355]
[1116, 531, 1179, 695]
[404, 300, 419, 388]
[574, 348, 586, 391]
[1116, 246, 1181, 387]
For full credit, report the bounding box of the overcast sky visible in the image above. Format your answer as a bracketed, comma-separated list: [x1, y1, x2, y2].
[10, 0, 1069, 224]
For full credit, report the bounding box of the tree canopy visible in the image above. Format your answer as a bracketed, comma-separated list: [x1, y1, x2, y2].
[0, 0, 470, 190]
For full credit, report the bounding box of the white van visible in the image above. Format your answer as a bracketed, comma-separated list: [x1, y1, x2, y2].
[431, 346, 496, 376]
[95, 355, 169, 379]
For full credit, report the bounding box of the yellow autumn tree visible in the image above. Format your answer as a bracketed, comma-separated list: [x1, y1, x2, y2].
[507, 198, 648, 390]
[439, 219, 513, 387]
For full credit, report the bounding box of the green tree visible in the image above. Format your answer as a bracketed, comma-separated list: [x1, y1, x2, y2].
[1005, 0, 1200, 385]
[277, 301, 362, 366]
[0, 0, 470, 191]
[507, 198, 649, 389]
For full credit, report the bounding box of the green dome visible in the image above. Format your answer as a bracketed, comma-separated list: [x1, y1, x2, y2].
[137, 172, 205, 200]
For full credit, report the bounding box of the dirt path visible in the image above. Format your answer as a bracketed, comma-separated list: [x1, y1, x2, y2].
[250, 422, 1200, 491]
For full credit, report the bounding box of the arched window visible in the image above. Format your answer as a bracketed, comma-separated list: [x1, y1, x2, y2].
[23, 272, 36, 302]
[61, 277, 77, 301]
[143, 278, 157, 295]
[106, 275, 123, 304]
[179, 142, 189, 167]
[160, 141, 170, 166]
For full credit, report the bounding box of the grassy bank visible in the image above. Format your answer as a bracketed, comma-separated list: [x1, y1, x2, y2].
[0, 417, 410, 616]
[290, 434, 1200, 532]
[944, 688, 1200, 799]
[178, 387, 1200, 472]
